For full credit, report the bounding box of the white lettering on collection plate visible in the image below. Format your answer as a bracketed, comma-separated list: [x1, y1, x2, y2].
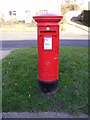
[44, 37, 52, 50]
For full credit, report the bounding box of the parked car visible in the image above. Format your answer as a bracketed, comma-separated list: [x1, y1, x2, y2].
[77, 12, 83, 22]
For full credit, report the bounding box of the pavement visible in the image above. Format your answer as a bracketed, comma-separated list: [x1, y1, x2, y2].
[0, 50, 12, 59]
[67, 20, 89, 32]
[0, 29, 88, 41]
[2, 112, 88, 119]
[1, 21, 89, 118]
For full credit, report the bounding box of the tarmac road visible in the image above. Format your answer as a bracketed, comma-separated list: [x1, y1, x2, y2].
[1, 39, 88, 51]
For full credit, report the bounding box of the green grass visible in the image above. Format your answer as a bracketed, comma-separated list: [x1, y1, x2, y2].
[2, 47, 88, 114]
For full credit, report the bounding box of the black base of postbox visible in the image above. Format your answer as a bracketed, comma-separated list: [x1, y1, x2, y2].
[38, 80, 58, 95]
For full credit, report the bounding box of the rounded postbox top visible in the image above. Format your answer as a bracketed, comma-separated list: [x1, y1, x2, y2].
[33, 13, 63, 26]
[37, 13, 59, 16]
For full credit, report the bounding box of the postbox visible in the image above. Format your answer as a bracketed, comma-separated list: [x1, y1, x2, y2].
[33, 14, 63, 95]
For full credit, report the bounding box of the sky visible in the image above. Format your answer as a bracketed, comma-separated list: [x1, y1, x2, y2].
[0, 0, 61, 15]
[0, 0, 89, 15]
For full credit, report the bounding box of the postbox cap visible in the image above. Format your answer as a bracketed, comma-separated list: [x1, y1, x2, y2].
[33, 13, 63, 23]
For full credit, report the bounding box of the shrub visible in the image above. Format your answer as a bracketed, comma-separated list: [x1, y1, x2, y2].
[61, 17, 67, 24]
[29, 20, 36, 27]
[61, 3, 80, 15]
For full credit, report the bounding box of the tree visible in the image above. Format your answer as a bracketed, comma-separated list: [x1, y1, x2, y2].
[36, 10, 48, 15]
[61, 0, 80, 15]
[65, 0, 71, 5]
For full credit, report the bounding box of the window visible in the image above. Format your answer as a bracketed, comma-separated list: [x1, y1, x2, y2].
[13, 11, 16, 15]
[9, 11, 12, 15]
[9, 11, 16, 16]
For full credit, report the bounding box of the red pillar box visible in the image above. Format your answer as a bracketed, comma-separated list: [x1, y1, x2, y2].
[33, 14, 63, 95]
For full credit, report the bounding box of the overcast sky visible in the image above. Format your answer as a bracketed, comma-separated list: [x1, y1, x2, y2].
[0, 0, 89, 15]
[0, 0, 61, 15]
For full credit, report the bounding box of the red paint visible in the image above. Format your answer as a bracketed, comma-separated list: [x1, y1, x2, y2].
[33, 14, 63, 82]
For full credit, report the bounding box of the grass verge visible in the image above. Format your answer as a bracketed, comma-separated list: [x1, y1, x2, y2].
[0, 23, 37, 32]
[2, 47, 88, 114]
[0, 23, 65, 32]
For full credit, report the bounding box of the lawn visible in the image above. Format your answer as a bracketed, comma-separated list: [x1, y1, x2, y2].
[2, 46, 88, 114]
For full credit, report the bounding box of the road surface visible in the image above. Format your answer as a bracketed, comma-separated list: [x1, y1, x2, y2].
[1, 39, 88, 51]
